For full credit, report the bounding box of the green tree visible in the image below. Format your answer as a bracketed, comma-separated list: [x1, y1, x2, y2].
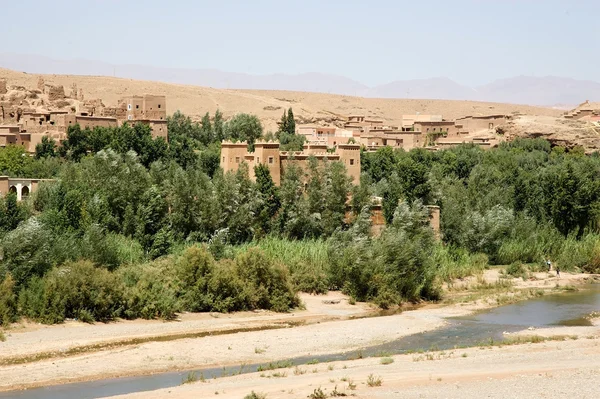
[0, 193, 28, 232]
[322, 161, 352, 236]
[254, 164, 280, 234]
[167, 111, 202, 142]
[277, 110, 288, 137]
[279, 131, 305, 151]
[224, 114, 264, 150]
[213, 109, 225, 142]
[286, 108, 296, 135]
[112, 123, 168, 167]
[0, 145, 33, 176]
[35, 136, 57, 159]
[135, 185, 170, 258]
[198, 143, 221, 177]
[200, 112, 214, 145]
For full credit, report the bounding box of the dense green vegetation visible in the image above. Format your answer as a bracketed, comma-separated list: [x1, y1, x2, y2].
[1, 108, 600, 325]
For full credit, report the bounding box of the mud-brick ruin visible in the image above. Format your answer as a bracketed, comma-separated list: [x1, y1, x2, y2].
[0, 77, 168, 153]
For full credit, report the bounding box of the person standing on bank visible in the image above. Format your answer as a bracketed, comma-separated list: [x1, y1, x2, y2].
[556, 265, 560, 278]
[546, 259, 552, 272]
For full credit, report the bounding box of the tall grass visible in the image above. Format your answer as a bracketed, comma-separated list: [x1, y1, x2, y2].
[556, 233, 600, 272]
[234, 236, 331, 293]
[498, 228, 600, 273]
[432, 245, 488, 282]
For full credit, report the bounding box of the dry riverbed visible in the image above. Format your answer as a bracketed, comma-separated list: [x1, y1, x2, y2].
[0, 272, 597, 393]
[112, 337, 600, 399]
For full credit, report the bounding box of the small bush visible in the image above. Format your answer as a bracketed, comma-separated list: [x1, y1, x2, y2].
[380, 357, 394, 365]
[308, 387, 327, 399]
[181, 371, 202, 384]
[367, 373, 382, 387]
[243, 392, 267, 399]
[505, 262, 528, 279]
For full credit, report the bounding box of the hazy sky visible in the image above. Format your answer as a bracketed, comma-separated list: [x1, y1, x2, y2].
[1, 0, 598, 86]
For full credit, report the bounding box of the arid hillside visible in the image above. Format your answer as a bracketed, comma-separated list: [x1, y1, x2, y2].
[0, 68, 562, 132]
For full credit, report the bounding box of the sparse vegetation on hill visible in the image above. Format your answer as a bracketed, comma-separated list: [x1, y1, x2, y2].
[0, 68, 563, 132]
[1, 107, 600, 325]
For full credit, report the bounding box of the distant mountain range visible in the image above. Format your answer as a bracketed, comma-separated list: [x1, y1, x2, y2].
[1, 53, 599, 107]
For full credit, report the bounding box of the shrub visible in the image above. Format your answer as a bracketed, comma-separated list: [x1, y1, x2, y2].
[19, 261, 123, 324]
[505, 262, 528, 279]
[308, 388, 327, 399]
[234, 248, 300, 312]
[367, 373, 383, 387]
[0, 274, 17, 326]
[289, 260, 328, 294]
[176, 246, 247, 313]
[119, 259, 179, 320]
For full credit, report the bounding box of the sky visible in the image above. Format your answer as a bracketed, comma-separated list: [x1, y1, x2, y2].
[1, 0, 598, 86]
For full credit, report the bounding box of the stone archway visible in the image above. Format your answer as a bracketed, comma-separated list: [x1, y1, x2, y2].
[21, 186, 30, 198]
[9, 186, 16, 194]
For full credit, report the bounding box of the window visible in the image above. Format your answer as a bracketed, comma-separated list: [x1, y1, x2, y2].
[235, 157, 240, 163]
[257, 157, 260, 163]
[158, 104, 161, 109]
[350, 159, 355, 165]
[426, 128, 430, 132]
[136, 105, 139, 109]
[127, 104, 132, 110]
[268, 157, 274, 164]
[222, 157, 225, 162]
[127, 115, 132, 120]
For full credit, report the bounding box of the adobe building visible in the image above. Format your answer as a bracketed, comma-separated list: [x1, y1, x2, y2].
[0, 176, 51, 201]
[0, 78, 170, 151]
[115, 95, 168, 139]
[326, 113, 509, 152]
[0, 126, 19, 147]
[220, 141, 361, 186]
[297, 126, 355, 147]
[401, 114, 443, 131]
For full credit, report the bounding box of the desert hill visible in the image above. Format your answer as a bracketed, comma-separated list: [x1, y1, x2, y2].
[0, 68, 562, 132]
[2, 54, 600, 106]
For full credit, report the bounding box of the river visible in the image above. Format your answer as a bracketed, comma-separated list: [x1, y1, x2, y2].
[3, 286, 599, 399]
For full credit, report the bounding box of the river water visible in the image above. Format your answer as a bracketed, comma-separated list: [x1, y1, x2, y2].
[3, 286, 599, 399]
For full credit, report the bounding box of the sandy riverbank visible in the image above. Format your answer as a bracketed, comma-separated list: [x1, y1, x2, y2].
[111, 336, 600, 399]
[0, 272, 596, 392]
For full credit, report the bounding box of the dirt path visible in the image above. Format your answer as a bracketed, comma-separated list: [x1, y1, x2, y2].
[111, 337, 600, 399]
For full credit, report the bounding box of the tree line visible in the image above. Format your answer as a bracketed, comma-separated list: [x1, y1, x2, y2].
[1, 109, 600, 326]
